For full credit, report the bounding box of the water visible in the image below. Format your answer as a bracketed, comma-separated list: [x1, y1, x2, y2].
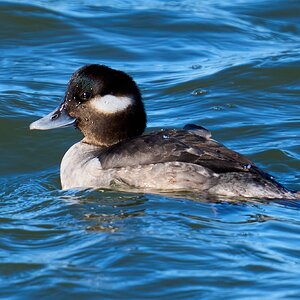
[1, 0, 300, 298]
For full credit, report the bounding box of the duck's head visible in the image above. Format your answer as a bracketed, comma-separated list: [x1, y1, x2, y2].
[30, 64, 147, 146]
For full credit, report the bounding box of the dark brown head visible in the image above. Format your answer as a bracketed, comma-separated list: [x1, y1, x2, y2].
[30, 64, 147, 146]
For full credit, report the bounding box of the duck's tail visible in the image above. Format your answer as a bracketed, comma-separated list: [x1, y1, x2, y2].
[279, 190, 300, 201]
[291, 191, 300, 200]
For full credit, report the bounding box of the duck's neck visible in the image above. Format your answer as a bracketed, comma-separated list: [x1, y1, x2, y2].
[76, 101, 147, 147]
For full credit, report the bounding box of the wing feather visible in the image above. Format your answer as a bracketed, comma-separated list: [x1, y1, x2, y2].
[98, 128, 259, 175]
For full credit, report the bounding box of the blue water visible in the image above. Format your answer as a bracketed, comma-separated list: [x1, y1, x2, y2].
[1, 0, 300, 299]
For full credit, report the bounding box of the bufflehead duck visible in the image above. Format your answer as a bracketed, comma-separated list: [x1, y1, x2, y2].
[30, 64, 299, 199]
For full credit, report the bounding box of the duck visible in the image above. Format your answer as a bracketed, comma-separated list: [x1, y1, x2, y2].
[30, 64, 299, 199]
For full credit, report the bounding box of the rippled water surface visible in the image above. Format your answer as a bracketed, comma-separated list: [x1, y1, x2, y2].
[1, 0, 300, 299]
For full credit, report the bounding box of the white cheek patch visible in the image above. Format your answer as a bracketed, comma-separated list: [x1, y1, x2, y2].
[90, 95, 133, 114]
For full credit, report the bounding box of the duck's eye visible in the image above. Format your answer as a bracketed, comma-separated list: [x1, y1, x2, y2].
[81, 91, 92, 100]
